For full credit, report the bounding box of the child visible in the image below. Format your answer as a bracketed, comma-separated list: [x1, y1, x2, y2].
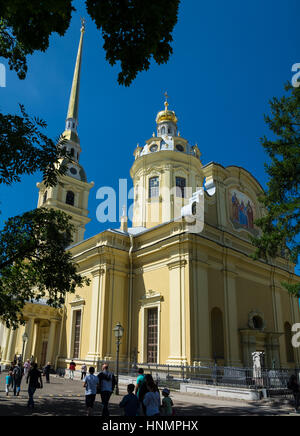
[69, 360, 76, 380]
[5, 371, 13, 396]
[119, 384, 140, 417]
[161, 388, 173, 416]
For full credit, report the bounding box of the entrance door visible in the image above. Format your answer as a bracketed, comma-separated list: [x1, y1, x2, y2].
[41, 341, 48, 367]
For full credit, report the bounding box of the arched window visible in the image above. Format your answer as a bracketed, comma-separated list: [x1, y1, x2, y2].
[71, 148, 75, 157]
[211, 308, 225, 360]
[285, 322, 295, 363]
[66, 191, 75, 206]
[161, 127, 166, 135]
[43, 191, 47, 204]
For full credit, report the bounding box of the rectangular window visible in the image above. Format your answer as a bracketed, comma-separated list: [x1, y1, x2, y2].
[149, 177, 159, 199]
[147, 308, 158, 363]
[73, 310, 81, 359]
[176, 177, 186, 198]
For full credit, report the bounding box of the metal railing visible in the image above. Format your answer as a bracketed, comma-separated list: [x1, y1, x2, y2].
[89, 360, 300, 394]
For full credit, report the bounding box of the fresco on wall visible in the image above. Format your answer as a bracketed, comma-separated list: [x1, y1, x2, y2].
[229, 190, 256, 232]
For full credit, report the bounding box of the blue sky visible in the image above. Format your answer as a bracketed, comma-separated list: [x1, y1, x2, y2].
[1, 0, 299, 271]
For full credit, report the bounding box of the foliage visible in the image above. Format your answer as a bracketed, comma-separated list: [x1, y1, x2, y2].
[0, 104, 69, 187]
[251, 83, 300, 296]
[86, 0, 180, 86]
[0, 0, 180, 86]
[0, 208, 89, 328]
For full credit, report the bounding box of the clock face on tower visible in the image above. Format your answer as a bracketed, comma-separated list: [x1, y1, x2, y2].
[70, 167, 78, 175]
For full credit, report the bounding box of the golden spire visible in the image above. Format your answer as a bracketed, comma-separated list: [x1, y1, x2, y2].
[66, 18, 86, 126]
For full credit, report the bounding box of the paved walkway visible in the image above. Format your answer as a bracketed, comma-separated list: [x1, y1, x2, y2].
[0, 371, 297, 416]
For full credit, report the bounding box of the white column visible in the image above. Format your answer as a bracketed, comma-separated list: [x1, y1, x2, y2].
[166, 259, 187, 365]
[195, 260, 211, 365]
[24, 317, 35, 361]
[223, 266, 242, 366]
[0, 326, 10, 364]
[271, 285, 285, 366]
[5, 329, 17, 364]
[46, 319, 58, 364]
[105, 269, 114, 360]
[87, 269, 104, 361]
[30, 322, 38, 362]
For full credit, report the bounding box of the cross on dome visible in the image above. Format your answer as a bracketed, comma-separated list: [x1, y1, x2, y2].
[164, 92, 170, 110]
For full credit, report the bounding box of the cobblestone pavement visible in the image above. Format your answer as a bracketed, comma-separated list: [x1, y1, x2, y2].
[0, 371, 297, 416]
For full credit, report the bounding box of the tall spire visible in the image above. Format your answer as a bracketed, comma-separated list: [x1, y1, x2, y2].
[65, 18, 86, 135]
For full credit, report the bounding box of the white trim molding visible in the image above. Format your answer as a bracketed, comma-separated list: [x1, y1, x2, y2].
[139, 291, 163, 364]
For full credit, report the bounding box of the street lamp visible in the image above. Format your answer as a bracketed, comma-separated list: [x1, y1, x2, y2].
[113, 322, 124, 395]
[21, 332, 28, 363]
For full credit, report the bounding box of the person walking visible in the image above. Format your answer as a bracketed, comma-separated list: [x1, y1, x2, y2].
[44, 362, 51, 383]
[288, 374, 300, 413]
[8, 362, 14, 389]
[119, 384, 140, 417]
[97, 364, 116, 417]
[135, 368, 145, 397]
[5, 371, 13, 396]
[12, 362, 23, 396]
[135, 368, 146, 415]
[138, 374, 156, 416]
[69, 360, 76, 380]
[83, 367, 99, 416]
[81, 363, 87, 381]
[26, 363, 43, 409]
[160, 388, 173, 416]
[23, 360, 31, 379]
[143, 379, 161, 417]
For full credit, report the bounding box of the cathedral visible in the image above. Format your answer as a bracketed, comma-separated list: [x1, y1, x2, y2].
[1, 23, 300, 371]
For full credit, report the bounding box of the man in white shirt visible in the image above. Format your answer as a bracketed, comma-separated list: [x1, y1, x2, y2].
[83, 367, 99, 416]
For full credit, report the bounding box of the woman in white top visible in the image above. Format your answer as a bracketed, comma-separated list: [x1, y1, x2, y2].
[143, 380, 160, 417]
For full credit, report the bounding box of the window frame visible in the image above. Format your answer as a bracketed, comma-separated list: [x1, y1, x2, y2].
[146, 307, 158, 364]
[175, 177, 186, 199]
[148, 176, 160, 200]
[73, 310, 82, 359]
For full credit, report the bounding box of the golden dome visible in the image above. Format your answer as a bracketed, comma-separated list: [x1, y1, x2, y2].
[156, 95, 178, 125]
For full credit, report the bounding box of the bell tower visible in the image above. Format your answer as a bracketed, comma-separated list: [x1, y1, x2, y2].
[37, 19, 94, 244]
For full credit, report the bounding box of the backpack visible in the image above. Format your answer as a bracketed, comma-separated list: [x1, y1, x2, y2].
[97, 372, 117, 393]
[14, 366, 22, 379]
[138, 380, 148, 402]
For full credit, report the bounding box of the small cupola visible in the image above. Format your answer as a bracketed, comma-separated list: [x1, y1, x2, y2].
[156, 93, 178, 137]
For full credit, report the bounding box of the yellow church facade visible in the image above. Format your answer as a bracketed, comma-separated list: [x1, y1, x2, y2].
[1, 24, 300, 371]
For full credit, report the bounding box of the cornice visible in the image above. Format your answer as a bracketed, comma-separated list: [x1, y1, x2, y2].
[167, 259, 187, 270]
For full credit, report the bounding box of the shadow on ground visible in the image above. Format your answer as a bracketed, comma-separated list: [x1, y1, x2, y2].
[0, 397, 292, 416]
[0, 396, 122, 416]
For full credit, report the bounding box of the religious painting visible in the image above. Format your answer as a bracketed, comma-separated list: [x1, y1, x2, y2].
[229, 190, 256, 232]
